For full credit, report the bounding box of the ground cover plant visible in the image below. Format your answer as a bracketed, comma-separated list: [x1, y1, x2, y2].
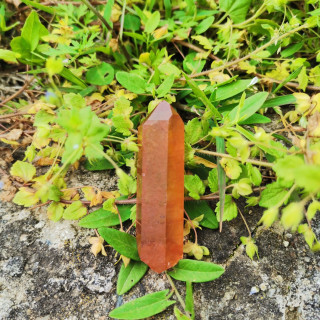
[1, 0, 320, 318]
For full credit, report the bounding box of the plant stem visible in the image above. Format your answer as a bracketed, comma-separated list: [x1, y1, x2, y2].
[238, 206, 251, 238]
[184, 209, 198, 244]
[165, 273, 188, 313]
[194, 149, 274, 168]
[185, 24, 308, 79]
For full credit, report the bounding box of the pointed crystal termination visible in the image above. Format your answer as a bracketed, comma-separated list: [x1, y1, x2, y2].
[136, 101, 184, 273]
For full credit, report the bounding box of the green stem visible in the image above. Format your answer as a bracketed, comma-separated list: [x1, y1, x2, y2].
[165, 273, 188, 313]
[194, 149, 274, 168]
[187, 24, 308, 79]
[91, 144, 122, 172]
[233, 5, 267, 28]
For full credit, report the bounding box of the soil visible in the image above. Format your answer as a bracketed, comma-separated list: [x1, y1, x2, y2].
[1, 167, 319, 320]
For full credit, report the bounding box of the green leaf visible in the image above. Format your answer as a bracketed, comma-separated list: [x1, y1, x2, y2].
[79, 204, 132, 228]
[294, 165, 320, 192]
[46, 57, 63, 77]
[262, 95, 296, 108]
[47, 202, 64, 222]
[10, 160, 36, 182]
[21, 11, 42, 51]
[281, 202, 304, 231]
[156, 74, 175, 97]
[239, 113, 271, 125]
[220, 0, 252, 24]
[246, 163, 262, 186]
[109, 290, 175, 319]
[117, 260, 148, 295]
[63, 201, 87, 220]
[297, 66, 308, 91]
[184, 174, 205, 200]
[208, 168, 218, 193]
[60, 67, 87, 88]
[86, 62, 114, 86]
[185, 118, 203, 145]
[124, 14, 141, 31]
[144, 11, 160, 34]
[84, 158, 115, 170]
[213, 79, 255, 101]
[307, 201, 320, 220]
[215, 195, 237, 222]
[21, 0, 55, 14]
[116, 71, 147, 94]
[228, 92, 268, 123]
[184, 73, 221, 120]
[273, 155, 304, 184]
[185, 281, 195, 320]
[0, 49, 20, 64]
[281, 42, 303, 58]
[167, 259, 224, 283]
[98, 227, 140, 260]
[259, 182, 288, 208]
[195, 16, 215, 34]
[13, 187, 39, 207]
[174, 307, 191, 320]
[118, 170, 137, 196]
[184, 201, 218, 229]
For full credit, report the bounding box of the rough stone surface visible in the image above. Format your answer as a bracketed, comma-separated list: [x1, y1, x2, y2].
[0, 169, 319, 319]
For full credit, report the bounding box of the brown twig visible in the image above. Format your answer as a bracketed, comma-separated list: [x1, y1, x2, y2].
[0, 77, 34, 108]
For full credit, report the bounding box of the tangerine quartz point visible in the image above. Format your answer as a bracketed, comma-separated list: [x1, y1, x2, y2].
[137, 101, 185, 273]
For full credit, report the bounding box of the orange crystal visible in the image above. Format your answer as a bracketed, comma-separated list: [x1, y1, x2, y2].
[136, 101, 184, 273]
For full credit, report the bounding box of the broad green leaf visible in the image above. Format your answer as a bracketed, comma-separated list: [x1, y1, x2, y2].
[13, 187, 39, 207]
[213, 79, 255, 101]
[98, 227, 140, 260]
[21, 11, 42, 51]
[103, 0, 114, 28]
[185, 118, 203, 145]
[10, 160, 36, 182]
[307, 201, 320, 220]
[195, 16, 215, 34]
[295, 165, 320, 192]
[184, 201, 218, 229]
[281, 202, 304, 231]
[186, 281, 195, 320]
[156, 74, 175, 97]
[63, 201, 87, 220]
[273, 155, 304, 184]
[215, 195, 237, 222]
[208, 168, 218, 193]
[79, 204, 132, 228]
[116, 72, 146, 94]
[84, 158, 115, 170]
[167, 259, 224, 282]
[124, 14, 141, 31]
[281, 43, 303, 58]
[228, 92, 268, 123]
[144, 11, 160, 34]
[109, 290, 175, 319]
[47, 202, 64, 222]
[46, 57, 63, 76]
[117, 260, 148, 295]
[220, 0, 252, 24]
[183, 52, 206, 73]
[0, 49, 20, 64]
[184, 174, 205, 200]
[261, 95, 296, 108]
[239, 113, 271, 125]
[259, 207, 279, 227]
[259, 182, 288, 208]
[86, 62, 114, 86]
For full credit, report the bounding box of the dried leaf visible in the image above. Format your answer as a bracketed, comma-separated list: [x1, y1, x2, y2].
[89, 236, 107, 256]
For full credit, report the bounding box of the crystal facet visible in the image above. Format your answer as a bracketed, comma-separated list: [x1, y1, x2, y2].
[137, 101, 184, 273]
